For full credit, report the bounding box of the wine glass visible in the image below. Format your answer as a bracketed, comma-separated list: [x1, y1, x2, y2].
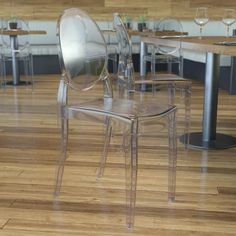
[194, 7, 209, 39]
[222, 9, 236, 37]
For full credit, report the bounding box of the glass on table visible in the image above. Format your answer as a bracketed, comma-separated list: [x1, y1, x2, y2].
[194, 7, 209, 39]
[222, 9, 236, 37]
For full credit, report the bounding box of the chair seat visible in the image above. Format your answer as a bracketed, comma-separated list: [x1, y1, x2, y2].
[68, 97, 175, 120]
[144, 54, 181, 63]
[136, 73, 189, 82]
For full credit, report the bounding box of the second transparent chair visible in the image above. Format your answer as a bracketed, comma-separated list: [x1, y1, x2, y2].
[114, 14, 191, 147]
[99, 23, 118, 74]
[1, 18, 34, 88]
[55, 8, 178, 228]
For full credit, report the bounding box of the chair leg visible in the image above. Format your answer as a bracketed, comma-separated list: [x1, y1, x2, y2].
[126, 61, 135, 92]
[112, 54, 118, 74]
[168, 82, 192, 149]
[167, 83, 176, 106]
[98, 117, 138, 228]
[167, 110, 177, 202]
[117, 60, 125, 82]
[97, 117, 113, 179]
[29, 54, 34, 91]
[1, 60, 6, 88]
[22, 55, 34, 91]
[23, 59, 29, 81]
[124, 119, 138, 228]
[54, 118, 68, 197]
[151, 54, 156, 80]
[183, 82, 192, 149]
[0, 59, 7, 88]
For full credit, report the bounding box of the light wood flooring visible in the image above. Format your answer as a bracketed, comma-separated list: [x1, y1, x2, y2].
[0, 74, 235, 235]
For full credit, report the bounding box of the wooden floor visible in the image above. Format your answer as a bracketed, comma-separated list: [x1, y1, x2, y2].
[0, 74, 236, 235]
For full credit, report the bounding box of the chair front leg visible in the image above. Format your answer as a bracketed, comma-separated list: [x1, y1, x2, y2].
[167, 109, 177, 202]
[124, 119, 138, 228]
[183, 82, 192, 148]
[54, 78, 68, 197]
[97, 116, 113, 178]
[54, 117, 68, 197]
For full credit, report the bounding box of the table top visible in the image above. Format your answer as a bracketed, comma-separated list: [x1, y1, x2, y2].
[102, 29, 187, 37]
[128, 30, 188, 37]
[1, 29, 47, 36]
[142, 36, 236, 56]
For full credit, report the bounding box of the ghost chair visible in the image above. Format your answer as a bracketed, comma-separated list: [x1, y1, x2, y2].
[54, 8, 177, 228]
[99, 22, 118, 75]
[144, 17, 184, 78]
[113, 13, 191, 147]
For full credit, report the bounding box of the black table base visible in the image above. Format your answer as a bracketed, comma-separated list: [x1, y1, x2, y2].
[6, 81, 31, 86]
[180, 132, 236, 150]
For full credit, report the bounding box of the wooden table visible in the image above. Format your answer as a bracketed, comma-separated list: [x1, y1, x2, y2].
[102, 29, 187, 37]
[1, 29, 47, 86]
[140, 36, 236, 149]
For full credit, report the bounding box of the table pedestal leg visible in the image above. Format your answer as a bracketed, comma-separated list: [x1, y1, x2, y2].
[6, 35, 31, 86]
[180, 52, 236, 149]
[139, 41, 147, 91]
[10, 36, 20, 86]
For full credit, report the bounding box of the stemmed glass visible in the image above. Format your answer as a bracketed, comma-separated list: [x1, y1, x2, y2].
[194, 7, 209, 39]
[222, 9, 236, 37]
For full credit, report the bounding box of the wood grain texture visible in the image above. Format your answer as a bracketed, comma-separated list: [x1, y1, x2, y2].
[0, 74, 235, 235]
[0, 0, 234, 20]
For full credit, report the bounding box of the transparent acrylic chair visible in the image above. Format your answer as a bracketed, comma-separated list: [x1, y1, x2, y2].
[54, 8, 177, 228]
[114, 13, 191, 147]
[145, 17, 184, 77]
[1, 18, 34, 88]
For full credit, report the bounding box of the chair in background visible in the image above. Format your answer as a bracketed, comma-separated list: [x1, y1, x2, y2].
[1, 18, 34, 88]
[114, 13, 191, 147]
[54, 8, 177, 228]
[114, 14, 135, 92]
[145, 17, 184, 77]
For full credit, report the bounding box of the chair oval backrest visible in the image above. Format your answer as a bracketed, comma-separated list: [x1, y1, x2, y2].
[156, 17, 183, 55]
[113, 13, 132, 61]
[58, 8, 108, 91]
[113, 13, 135, 92]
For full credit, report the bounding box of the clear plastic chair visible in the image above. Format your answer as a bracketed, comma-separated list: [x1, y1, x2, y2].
[114, 13, 191, 147]
[1, 18, 33, 88]
[146, 17, 184, 77]
[114, 14, 135, 93]
[54, 8, 177, 228]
